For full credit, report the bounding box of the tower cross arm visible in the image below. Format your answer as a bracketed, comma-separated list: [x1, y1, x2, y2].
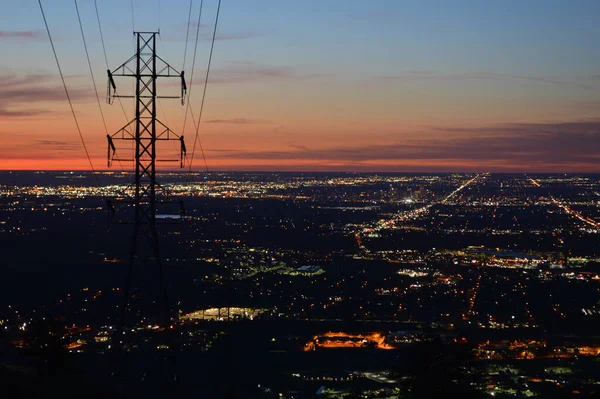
[106, 44, 187, 103]
[154, 55, 187, 103]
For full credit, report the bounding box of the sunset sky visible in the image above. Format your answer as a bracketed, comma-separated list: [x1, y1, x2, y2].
[2, 0, 600, 172]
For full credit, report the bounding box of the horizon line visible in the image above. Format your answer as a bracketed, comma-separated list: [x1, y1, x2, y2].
[0, 169, 596, 175]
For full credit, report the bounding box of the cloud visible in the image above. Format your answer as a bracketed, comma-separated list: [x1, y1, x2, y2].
[1, 86, 88, 102]
[210, 63, 326, 85]
[213, 32, 255, 41]
[0, 139, 85, 160]
[403, 69, 437, 76]
[37, 140, 70, 146]
[0, 72, 93, 118]
[380, 70, 598, 91]
[206, 148, 241, 152]
[0, 30, 43, 40]
[35, 140, 80, 151]
[0, 106, 50, 119]
[205, 118, 269, 124]
[0, 109, 50, 118]
[208, 119, 600, 171]
[0, 73, 48, 87]
[571, 100, 600, 111]
[288, 143, 308, 151]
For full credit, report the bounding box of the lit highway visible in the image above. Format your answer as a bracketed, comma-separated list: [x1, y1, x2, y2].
[365, 174, 482, 233]
[530, 178, 600, 229]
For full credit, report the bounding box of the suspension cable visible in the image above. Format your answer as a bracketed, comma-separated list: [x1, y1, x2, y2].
[180, 0, 203, 146]
[186, 102, 209, 172]
[38, 0, 99, 183]
[130, 0, 135, 33]
[182, 0, 193, 71]
[75, 0, 106, 135]
[75, 0, 125, 174]
[93, 0, 129, 172]
[188, 0, 222, 173]
[94, 0, 109, 68]
[178, 0, 208, 173]
[94, 0, 129, 121]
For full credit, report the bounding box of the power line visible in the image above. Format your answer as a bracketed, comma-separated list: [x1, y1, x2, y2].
[75, 0, 123, 173]
[75, 1, 117, 165]
[182, 0, 193, 71]
[179, 0, 209, 175]
[157, 36, 173, 128]
[186, 102, 208, 172]
[157, 34, 186, 171]
[189, 0, 222, 173]
[94, 0, 109, 68]
[95, 0, 129, 119]
[38, 0, 99, 182]
[180, 0, 203, 146]
[130, 0, 135, 33]
[155, 32, 179, 161]
[94, 0, 129, 172]
[177, 0, 209, 173]
[178, 0, 210, 173]
[130, 0, 136, 89]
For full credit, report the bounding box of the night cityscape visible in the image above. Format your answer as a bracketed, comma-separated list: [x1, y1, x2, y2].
[1, 171, 600, 397]
[3, 0, 600, 398]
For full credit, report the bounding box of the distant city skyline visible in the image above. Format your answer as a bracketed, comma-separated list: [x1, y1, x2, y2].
[2, 0, 600, 172]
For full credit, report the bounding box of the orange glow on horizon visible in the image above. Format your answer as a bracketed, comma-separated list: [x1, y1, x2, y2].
[2, 157, 599, 173]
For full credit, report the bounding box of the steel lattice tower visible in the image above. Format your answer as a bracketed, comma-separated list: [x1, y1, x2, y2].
[106, 32, 187, 330]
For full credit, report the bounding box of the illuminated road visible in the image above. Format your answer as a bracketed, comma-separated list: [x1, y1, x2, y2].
[441, 174, 481, 204]
[530, 178, 600, 229]
[363, 372, 398, 384]
[366, 174, 482, 232]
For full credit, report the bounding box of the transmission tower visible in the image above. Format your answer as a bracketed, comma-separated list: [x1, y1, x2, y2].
[106, 32, 187, 330]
